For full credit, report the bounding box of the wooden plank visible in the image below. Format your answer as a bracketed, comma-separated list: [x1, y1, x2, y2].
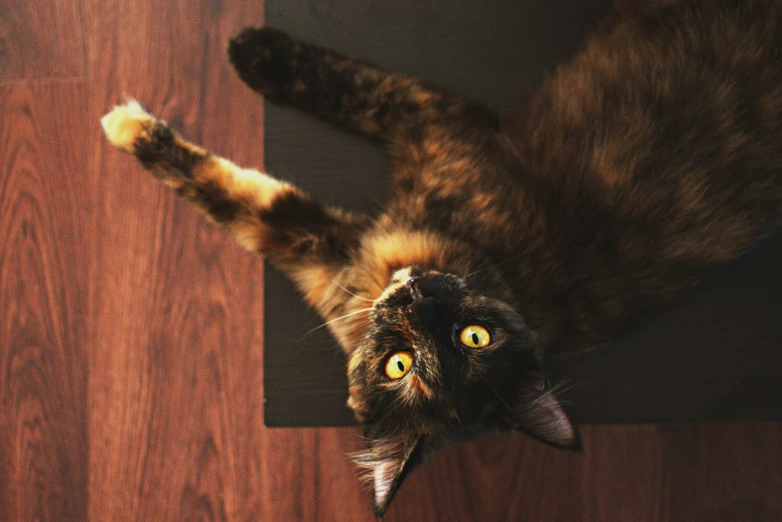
[0, 82, 89, 521]
[660, 424, 782, 522]
[0, 1, 87, 82]
[256, 428, 372, 521]
[84, 0, 267, 519]
[383, 424, 782, 522]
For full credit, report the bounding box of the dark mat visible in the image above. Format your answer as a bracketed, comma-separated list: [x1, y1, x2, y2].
[262, 0, 782, 427]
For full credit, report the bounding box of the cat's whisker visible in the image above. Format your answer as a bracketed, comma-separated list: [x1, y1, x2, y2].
[462, 264, 490, 281]
[335, 283, 376, 303]
[302, 307, 373, 336]
[354, 266, 387, 296]
[463, 253, 526, 281]
[545, 379, 577, 406]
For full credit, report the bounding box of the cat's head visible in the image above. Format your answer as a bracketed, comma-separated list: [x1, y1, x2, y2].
[346, 266, 579, 516]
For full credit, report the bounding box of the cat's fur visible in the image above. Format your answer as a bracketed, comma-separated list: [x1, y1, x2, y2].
[102, 0, 782, 516]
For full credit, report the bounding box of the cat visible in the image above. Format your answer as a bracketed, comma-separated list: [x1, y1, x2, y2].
[102, 0, 782, 516]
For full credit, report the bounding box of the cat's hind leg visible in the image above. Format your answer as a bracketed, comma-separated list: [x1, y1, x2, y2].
[228, 28, 498, 143]
[101, 100, 369, 310]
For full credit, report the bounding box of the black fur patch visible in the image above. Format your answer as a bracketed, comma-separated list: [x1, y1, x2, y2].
[229, 27, 498, 143]
[261, 191, 337, 231]
[134, 121, 195, 179]
[228, 27, 297, 103]
[422, 194, 464, 232]
[195, 180, 241, 223]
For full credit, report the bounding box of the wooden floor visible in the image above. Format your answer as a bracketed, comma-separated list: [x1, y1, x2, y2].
[1, 1, 781, 520]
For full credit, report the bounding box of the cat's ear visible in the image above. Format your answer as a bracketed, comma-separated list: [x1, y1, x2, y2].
[355, 435, 426, 517]
[512, 374, 581, 451]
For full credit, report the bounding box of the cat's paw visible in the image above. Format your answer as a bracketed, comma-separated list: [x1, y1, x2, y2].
[228, 27, 296, 101]
[101, 99, 156, 152]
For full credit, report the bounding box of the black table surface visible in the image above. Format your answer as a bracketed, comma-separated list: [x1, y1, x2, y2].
[262, 0, 782, 427]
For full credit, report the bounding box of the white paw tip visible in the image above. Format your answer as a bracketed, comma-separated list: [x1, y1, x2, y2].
[101, 98, 154, 152]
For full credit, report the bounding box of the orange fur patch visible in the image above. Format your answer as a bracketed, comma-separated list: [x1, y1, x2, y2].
[409, 374, 433, 400]
[359, 229, 454, 297]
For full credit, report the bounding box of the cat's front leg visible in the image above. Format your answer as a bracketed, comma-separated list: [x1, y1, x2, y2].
[101, 100, 368, 310]
[228, 28, 498, 142]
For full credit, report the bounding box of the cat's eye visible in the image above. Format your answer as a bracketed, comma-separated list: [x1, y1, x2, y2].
[459, 325, 492, 349]
[385, 352, 413, 380]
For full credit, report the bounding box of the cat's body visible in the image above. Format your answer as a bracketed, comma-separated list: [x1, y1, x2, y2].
[102, 0, 782, 515]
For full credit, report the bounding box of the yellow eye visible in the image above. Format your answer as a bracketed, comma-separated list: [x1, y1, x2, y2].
[385, 352, 413, 380]
[459, 325, 492, 348]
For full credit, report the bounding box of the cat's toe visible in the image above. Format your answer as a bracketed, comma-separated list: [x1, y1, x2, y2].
[228, 27, 296, 100]
[101, 99, 156, 152]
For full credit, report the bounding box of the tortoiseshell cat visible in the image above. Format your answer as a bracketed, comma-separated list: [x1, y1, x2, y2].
[102, 0, 782, 516]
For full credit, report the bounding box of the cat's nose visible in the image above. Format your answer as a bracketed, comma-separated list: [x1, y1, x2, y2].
[405, 279, 447, 326]
[405, 277, 423, 301]
[405, 277, 429, 301]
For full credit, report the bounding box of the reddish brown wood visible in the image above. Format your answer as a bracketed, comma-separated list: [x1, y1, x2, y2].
[661, 424, 782, 522]
[1, 0, 781, 521]
[0, 1, 87, 82]
[84, 0, 268, 520]
[0, 84, 90, 521]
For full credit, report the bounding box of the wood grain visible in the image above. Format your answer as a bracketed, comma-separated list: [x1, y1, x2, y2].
[0, 83, 90, 521]
[0, 1, 87, 82]
[85, 0, 267, 519]
[0, 0, 781, 521]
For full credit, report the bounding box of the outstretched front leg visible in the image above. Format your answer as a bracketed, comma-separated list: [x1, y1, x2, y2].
[228, 28, 498, 144]
[101, 100, 369, 316]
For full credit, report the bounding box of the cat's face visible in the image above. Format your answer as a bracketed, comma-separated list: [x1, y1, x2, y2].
[346, 267, 580, 516]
